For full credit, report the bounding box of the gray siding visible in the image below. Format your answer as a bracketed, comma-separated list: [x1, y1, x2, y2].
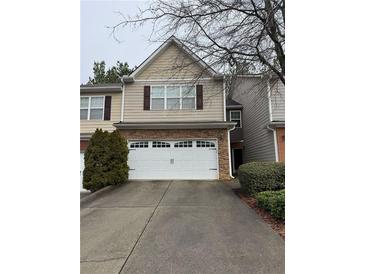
[231, 77, 276, 162]
[270, 80, 285, 121]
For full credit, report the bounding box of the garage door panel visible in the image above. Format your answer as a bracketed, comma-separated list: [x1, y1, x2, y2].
[128, 140, 218, 180]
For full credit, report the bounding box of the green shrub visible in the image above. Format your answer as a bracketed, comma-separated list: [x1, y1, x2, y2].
[256, 190, 285, 220]
[238, 162, 285, 195]
[83, 129, 129, 192]
[256, 191, 274, 211]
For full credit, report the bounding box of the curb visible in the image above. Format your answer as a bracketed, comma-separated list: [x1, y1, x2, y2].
[80, 185, 115, 207]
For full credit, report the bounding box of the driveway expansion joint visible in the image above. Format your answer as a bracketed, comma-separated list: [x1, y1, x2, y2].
[82, 206, 156, 209]
[81, 256, 126, 263]
[117, 180, 173, 274]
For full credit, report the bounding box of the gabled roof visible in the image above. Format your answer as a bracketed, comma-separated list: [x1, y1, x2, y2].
[226, 98, 242, 106]
[226, 98, 243, 110]
[128, 36, 220, 79]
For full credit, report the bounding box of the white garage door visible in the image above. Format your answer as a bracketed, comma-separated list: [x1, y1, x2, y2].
[128, 140, 218, 180]
[80, 152, 88, 192]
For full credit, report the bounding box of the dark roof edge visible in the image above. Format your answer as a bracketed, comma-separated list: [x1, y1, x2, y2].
[113, 121, 236, 130]
[80, 84, 123, 93]
[268, 121, 285, 128]
[226, 105, 243, 110]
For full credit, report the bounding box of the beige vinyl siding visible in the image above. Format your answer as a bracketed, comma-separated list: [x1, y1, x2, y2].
[123, 80, 224, 122]
[270, 80, 285, 122]
[80, 92, 122, 133]
[136, 43, 211, 80]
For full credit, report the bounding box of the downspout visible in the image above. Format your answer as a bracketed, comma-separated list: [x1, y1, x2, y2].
[267, 125, 279, 162]
[121, 79, 125, 121]
[266, 75, 279, 162]
[227, 127, 235, 178]
[223, 76, 234, 179]
[267, 75, 273, 122]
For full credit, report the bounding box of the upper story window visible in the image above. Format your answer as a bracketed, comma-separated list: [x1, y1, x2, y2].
[230, 110, 242, 128]
[151, 85, 196, 110]
[80, 96, 104, 120]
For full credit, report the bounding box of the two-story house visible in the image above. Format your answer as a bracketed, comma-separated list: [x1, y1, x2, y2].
[80, 36, 235, 187]
[230, 75, 285, 163]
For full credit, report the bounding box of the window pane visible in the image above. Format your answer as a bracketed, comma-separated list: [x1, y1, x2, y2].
[90, 109, 103, 120]
[166, 86, 180, 98]
[231, 112, 240, 119]
[182, 98, 195, 109]
[80, 109, 88, 120]
[152, 141, 170, 148]
[80, 97, 89, 108]
[174, 141, 192, 148]
[182, 86, 195, 97]
[197, 141, 215, 147]
[90, 97, 104, 108]
[151, 98, 164, 110]
[151, 86, 165, 98]
[167, 98, 180, 109]
[130, 141, 148, 148]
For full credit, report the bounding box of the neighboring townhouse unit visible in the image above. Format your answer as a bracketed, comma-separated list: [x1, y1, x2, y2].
[226, 98, 244, 174]
[80, 36, 235, 183]
[230, 76, 285, 163]
[79, 83, 123, 190]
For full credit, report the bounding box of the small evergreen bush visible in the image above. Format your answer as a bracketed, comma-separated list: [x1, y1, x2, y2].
[238, 162, 285, 195]
[83, 129, 129, 192]
[256, 190, 285, 220]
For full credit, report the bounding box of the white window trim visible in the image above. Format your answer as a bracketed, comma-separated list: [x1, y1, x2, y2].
[150, 85, 196, 111]
[230, 110, 242, 128]
[80, 95, 105, 120]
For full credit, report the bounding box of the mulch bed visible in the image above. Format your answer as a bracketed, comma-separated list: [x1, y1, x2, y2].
[234, 189, 285, 240]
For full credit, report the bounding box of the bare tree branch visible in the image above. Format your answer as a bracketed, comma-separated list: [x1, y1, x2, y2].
[109, 0, 285, 84]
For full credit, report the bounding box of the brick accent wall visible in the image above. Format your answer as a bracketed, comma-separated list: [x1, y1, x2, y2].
[80, 140, 89, 151]
[276, 127, 285, 162]
[118, 128, 231, 180]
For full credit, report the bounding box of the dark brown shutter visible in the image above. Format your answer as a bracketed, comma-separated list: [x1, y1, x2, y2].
[144, 86, 151, 110]
[104, 96, 112, 120]
[196, 85, 203, 110]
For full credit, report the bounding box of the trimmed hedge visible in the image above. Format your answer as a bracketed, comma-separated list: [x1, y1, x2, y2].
[83, 129, 129, 192]
[256, 190, 285, 220]
[238, 162, 285, 195]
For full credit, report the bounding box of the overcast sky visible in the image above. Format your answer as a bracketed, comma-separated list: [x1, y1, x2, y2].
[81, 0, 156, 84]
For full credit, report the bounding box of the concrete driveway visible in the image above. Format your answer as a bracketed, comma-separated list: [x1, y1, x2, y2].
[80, 180, 284, 274]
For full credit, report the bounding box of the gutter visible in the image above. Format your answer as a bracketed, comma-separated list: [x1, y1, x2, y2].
[113, 121, 236, 130]
[267, 121, 285, 129]
[80, 85, 123, 93]
[122, 75, 134, 83]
